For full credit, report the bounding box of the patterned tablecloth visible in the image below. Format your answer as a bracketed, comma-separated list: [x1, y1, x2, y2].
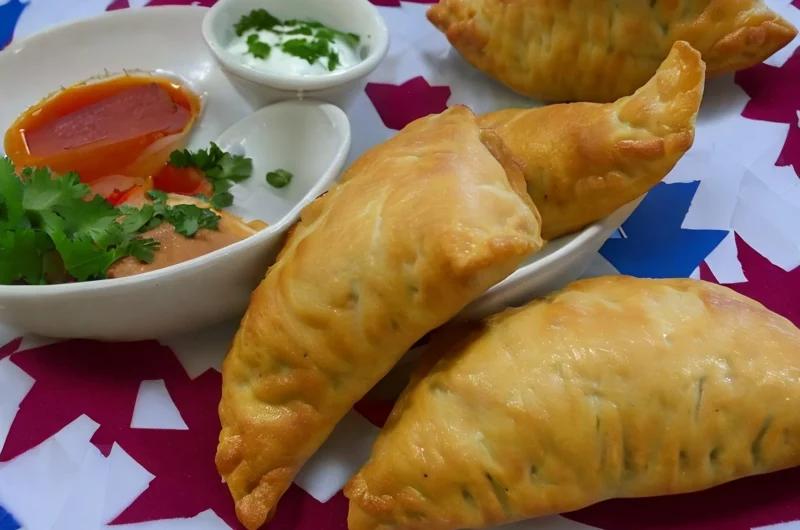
[1, 1, 800, 529]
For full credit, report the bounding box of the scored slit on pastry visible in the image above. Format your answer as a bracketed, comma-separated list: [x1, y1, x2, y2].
[478, 41, 705, 240]
[216, 105, 544, 530]
[345, 276, 800, 530]
[427, 0, 797, 102]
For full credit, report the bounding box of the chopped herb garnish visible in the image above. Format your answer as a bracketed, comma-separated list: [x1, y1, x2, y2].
[235, 9, 360, 68]
[235, 8, 280, 35]
[285, 26, 314, 36]
[281, 38, 331, 65]
[316, 27, 360, 48]
[0, 158, 161, 284]
[246, 34, 271, 59]
[147, 189, 221, 238]
[284, 19, 325, 29]
[168, 143, 253, 208]
[266, 169, 293, 188]
[327, 50, 340, 71]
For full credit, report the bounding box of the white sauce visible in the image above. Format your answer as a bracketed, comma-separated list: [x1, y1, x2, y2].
[227, 25, 362, 76]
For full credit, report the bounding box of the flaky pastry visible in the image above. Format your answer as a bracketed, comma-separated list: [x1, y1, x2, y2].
[347, 276, 800, 530]
[478, 41, 705, 239]
[428, 0, 797, 102]
[216, 105, 543, 529]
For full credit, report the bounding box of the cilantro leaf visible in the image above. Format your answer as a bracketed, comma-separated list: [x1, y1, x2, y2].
[246, 34, 272, 59]
[235, 8, 281, 35]
[207, 153, 252, 182]
[50, 232, 117, 282]
[282, 38, 331, 65]
[284, 19, 324, 29]
[147, 189, 169, 204]
[286, 26, 313, 36]
[57, 194, 123, 247]
[266, 168, 293, 188]
[0, 157, 24, 228]
[210, 192, 234, 209]
[168, 149, 194, 168]
[328, 50, 340, 71]
[316, 27, 361, 48]
[166, 143, 253, 208]
[22, 168, 89, 212]
[0, 229, 48, 285]
[124, 237, 159, 264]
[147, 189, 221, 237]
[167, 204, 220, 237]
[119, 204, 156, 235]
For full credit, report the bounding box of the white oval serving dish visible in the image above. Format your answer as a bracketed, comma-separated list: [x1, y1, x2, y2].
[0, 5, 642, 342]
[0, 7, 350, 341]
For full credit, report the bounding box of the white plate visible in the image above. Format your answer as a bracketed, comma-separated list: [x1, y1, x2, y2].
[0, 7, 351, 340]
[0, 5, 640, 341]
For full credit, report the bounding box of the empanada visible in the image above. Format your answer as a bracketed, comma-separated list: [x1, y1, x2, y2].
[428, 0, 797, 102]
[216, 105, 544, 529]
[346, 276, 800, 530]
[478, 41, 705, 240]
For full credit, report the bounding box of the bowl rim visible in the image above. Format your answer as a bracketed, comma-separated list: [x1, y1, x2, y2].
[200, 0, 391, 92]
[0, 97, 352, 298]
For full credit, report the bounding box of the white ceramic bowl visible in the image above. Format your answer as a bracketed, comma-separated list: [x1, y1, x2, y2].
[202, 0, 390, 109]
[0, 7, 351, 341]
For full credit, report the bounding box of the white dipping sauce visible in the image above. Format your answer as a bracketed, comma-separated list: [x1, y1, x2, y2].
[227, 24, 362, 76]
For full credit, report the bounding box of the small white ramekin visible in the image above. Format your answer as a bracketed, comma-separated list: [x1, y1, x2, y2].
[202, 0, 390, 109]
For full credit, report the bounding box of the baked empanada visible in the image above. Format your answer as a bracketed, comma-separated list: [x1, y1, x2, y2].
[346, 276, 800, 530]
[478, 41, 705, 240]
[428, 0, 797, 102]
[216, 105, 544, 529]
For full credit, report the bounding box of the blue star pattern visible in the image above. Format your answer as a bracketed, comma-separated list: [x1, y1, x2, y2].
[0, 506, 19, 530]
[0, 0, 27, 50]
[600, 181, 728, 278]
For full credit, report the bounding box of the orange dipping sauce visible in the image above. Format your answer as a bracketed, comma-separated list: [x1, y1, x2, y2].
[4, 74, 201, 184]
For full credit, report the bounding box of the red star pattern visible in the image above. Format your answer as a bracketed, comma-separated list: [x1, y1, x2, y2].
[0, 340, 238, 526]
[566, 466, 800, 530]
[699, 233, 800, 327]
[736, 47, 800, 179]
[107, 0, 216, 9]
[367, 0, 438, 6]
[106, 0, 437, 9]
[0, 338, 362, 529]
[365, 77, 451, 130]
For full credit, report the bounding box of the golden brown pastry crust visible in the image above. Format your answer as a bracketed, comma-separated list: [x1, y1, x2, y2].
[428, 0, 797, 102]
[216, 105, 544, 530]
[346, 276, 800, 530]
[478, 41, 705, 240]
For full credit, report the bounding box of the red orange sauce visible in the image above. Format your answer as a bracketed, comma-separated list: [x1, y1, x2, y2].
[4, 75, 208, 198]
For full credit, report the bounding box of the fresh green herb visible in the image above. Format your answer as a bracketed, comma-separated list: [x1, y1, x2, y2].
[235, 9, 360, 69]
[327, 49, 340, 71]
[168, 142, 253, 208]
[234, 8, 280, 35]
[284, 19, 325, 29]
[118, 204, 156, 234]
[246, 34, 272, 59]
[285, 26, 313, 36]
[147, 190, 221, 238]
[126, 237, 160, 264]
[281, 38, 330, 65]
[315, 27, 360, 48]
[266, 169, 293, 188]
[0, 158, 161, 284]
